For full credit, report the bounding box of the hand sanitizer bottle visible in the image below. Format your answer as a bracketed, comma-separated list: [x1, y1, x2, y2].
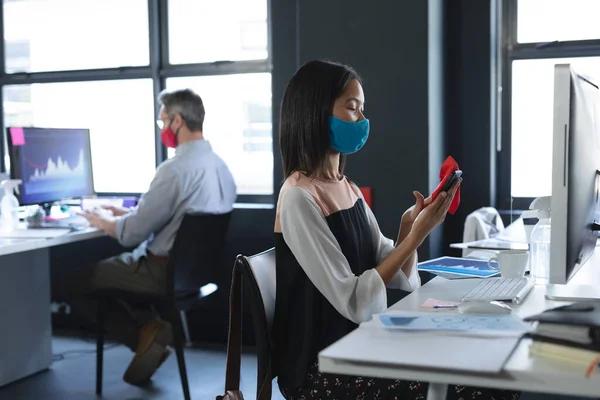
[0, 179, 22, 233]
[528, 197, 552, 285]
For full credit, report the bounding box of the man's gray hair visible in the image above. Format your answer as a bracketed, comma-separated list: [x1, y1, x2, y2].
[158, 89, 205, 132]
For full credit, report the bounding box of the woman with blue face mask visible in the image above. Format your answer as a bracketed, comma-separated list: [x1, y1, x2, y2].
[273, 60, 519, 400]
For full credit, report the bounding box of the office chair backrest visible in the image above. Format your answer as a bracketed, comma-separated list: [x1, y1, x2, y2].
[240, 249, 276, 399]
[246, 249, 276, 328]
[462, 207, 504, 257]
[168, 212, 233, 296]
[220, 249, 275, 400]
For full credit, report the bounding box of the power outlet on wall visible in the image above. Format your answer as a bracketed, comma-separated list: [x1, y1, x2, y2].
[50, 302, 71, 315]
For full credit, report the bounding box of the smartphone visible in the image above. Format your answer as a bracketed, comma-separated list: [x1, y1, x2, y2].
[441, 170, 462, 192]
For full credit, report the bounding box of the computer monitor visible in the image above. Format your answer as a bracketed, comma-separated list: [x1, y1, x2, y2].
[6, 127, 95, 209]
[545, 64, 600, 300]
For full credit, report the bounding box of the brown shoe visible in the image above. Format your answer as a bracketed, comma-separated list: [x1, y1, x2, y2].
[123, 320, 172, 385]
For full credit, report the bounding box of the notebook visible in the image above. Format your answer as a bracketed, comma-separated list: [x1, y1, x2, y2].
[525, 302, 600, 351]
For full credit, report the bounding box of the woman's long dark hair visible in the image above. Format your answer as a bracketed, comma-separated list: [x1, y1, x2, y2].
[279, 60, 361, 178]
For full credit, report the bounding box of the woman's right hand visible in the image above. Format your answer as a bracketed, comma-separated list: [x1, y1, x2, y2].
[410, 179, 462, 243]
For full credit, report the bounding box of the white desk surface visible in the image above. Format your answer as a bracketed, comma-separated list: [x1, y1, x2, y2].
[319, 254, 600, 398]
[0, 228, 104, 257]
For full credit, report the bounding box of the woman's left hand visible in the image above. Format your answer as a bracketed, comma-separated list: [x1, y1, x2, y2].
[402, 191, 432, 226]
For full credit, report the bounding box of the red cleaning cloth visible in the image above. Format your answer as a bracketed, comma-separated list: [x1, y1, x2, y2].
[431, 156, 461, 215]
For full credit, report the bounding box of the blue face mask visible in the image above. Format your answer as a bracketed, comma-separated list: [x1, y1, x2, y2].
[329, 116, 370, 155]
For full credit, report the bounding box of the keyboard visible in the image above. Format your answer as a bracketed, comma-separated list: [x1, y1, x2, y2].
[30, 215, 89, 230]
[461, 277, 534, 304]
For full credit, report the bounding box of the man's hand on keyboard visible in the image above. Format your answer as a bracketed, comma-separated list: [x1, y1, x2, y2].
[80, 209, 118, 238]
[101, 205, 130, 217]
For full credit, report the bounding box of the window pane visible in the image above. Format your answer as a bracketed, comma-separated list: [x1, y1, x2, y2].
[166, 74, 272, 195]
[168, 0, 268, 64]
[517, 0, 600, 43]
[3, 80, 156, 193]
[4, 0, 149, 73]
[510, 57, 600, 197]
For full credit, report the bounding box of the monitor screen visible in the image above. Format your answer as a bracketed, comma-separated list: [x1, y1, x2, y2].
[6, 127, 95, 205]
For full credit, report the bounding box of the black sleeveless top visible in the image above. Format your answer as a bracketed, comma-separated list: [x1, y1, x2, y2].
[272, 172, 395, 389]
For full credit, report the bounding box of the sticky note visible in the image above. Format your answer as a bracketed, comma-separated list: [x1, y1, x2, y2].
[9, 127, 25, 146]
[420, 298, 461, 309]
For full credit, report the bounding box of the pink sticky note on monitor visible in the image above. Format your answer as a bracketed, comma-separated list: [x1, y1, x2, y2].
[9, 127, 25, 146]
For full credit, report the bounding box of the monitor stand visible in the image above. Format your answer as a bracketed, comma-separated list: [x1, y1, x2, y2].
[41, 203, 53, 217]
[545, 284, 600, 301]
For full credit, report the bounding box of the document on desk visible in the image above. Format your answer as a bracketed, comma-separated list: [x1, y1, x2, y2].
[0, 238, 29, 245]
[373, 311, 533, 337]
[331, 312, 532, 374]
[324, 325, 522, 374]
[449, 239, 529, 252]
[0, 228, 71, 238]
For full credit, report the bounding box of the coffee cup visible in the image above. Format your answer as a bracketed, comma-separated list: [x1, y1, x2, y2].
[487, 251, 529, 278]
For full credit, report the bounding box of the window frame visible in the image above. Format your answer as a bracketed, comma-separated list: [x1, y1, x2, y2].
[0, 0, 273, 203]
[497, 0, 600, 212]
